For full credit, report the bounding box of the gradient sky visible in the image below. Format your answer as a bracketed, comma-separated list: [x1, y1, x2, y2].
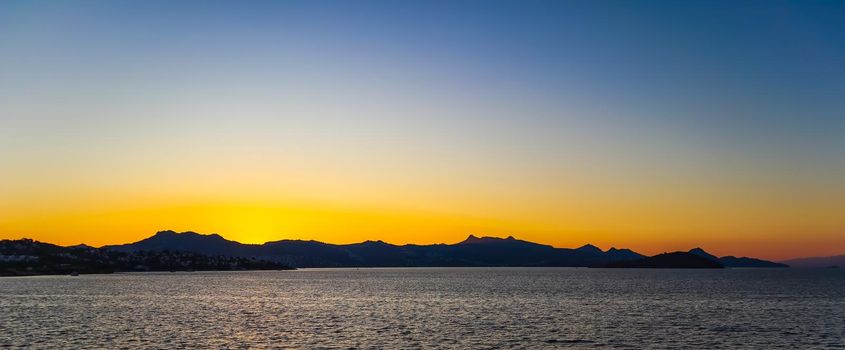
[1, 1, 844, 260]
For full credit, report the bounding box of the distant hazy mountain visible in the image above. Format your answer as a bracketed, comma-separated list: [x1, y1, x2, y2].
[688, 248, 788, 268]
[780, 255, 845, 268]
[106, 231, 645, 268]
[604, 252, 724, 269]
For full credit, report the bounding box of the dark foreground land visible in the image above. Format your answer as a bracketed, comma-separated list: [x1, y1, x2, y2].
[0, 239, 292, 276]
[603, 252, 725, 268]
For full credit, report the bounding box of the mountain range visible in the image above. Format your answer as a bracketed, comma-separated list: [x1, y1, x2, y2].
[103, 230, 788, 268]
[687, 247, 788, 268]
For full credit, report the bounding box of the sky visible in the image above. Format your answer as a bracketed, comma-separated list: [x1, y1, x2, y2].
[1, 0, 844, 260]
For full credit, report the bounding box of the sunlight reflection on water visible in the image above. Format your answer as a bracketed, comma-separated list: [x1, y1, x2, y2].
[1, 268, 844, 348]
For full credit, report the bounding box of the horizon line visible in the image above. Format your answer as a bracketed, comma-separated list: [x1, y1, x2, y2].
[6, 229, 826, 262]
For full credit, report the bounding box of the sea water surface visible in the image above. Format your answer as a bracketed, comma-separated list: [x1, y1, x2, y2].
[1, 268, 844, 349]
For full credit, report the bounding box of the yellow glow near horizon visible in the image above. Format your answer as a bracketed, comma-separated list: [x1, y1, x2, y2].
[2, 125, 844, 261]
[2, 186, 843, 260]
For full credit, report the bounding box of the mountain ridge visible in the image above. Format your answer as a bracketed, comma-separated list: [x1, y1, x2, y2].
[101, 231, 789, 269]
[688, 248, 788, 268]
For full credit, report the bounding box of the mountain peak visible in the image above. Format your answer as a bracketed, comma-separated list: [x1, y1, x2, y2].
[461, 234, 482, 244]
[68, 243, 94, 250]
[688, 247, 719, 261]
[153, 230, 224, 240]
[458, 234, 526, 245]
[362, 239, 390, 246]
[106, 230, 243, 256]
[576, 244, 603, 255]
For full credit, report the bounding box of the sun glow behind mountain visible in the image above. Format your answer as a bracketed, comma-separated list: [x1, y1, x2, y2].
[2, 1, 845, 260]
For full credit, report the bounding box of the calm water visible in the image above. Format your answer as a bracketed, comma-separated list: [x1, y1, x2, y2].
[1, 268, 844, 349]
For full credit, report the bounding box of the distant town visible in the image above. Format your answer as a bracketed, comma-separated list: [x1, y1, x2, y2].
[0, 238, 291, 276]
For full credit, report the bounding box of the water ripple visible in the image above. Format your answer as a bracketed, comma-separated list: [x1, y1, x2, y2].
[1, 268, 844, 349]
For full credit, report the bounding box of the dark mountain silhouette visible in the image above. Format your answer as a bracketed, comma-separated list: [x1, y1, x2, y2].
[688, 248, 719, 261]
[780, 254, 845, 269]
[103, 230, 789, 269]
[112, 230, 256, 256]
[605, 247, 645, 262]
[688, 248, 788, 268]
[4, 230, 791, 271]
[106, 231, 646, 268]
[68, 243, 95, 250]
[604, 252, 724, 268]
[718, 256, 788, 268]
[576, 244, 604, 255]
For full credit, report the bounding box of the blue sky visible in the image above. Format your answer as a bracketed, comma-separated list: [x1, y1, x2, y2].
[1, 1, 844, 258]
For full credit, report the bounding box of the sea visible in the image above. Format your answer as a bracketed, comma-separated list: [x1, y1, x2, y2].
[1, 268, 843, 349]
